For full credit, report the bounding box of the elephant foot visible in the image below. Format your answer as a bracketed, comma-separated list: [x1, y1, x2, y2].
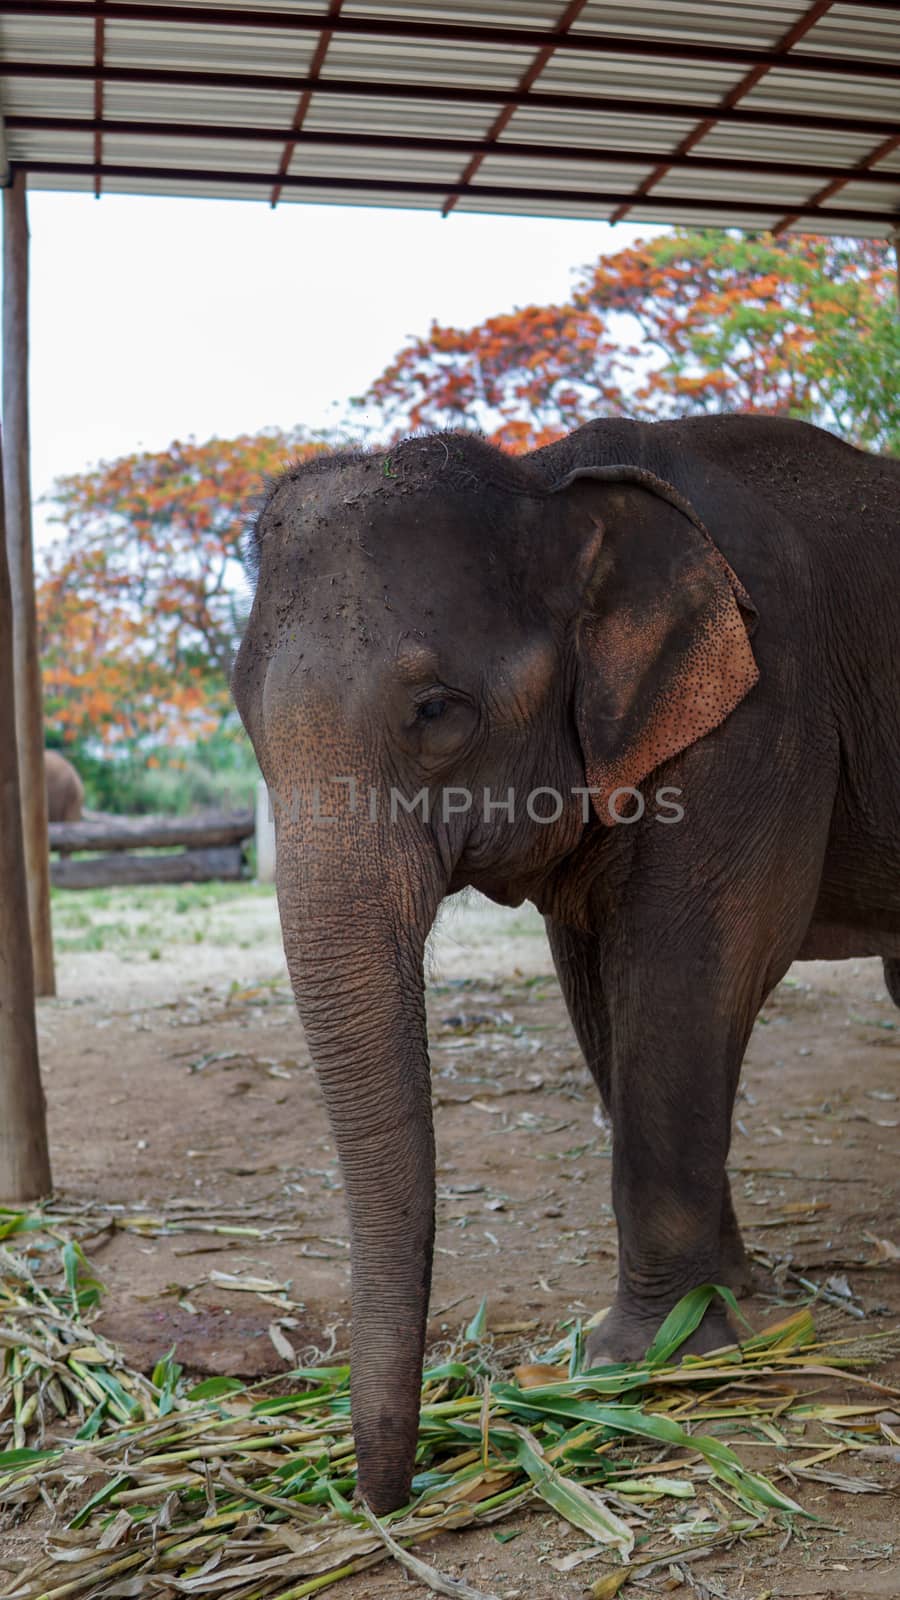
[717, 1233, 761, 1297]
[884, 959, 900, 1009]
[583, 1298, 734, 1370]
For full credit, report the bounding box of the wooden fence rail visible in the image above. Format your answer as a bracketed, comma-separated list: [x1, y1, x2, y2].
[47, 808, 255, 890]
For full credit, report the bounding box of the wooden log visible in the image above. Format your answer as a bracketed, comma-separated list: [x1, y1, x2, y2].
[0, 420, 52, 1199]
[48, 808, 255, 854]
[50, 845, 247, 890]
[3, 171, 55, 995]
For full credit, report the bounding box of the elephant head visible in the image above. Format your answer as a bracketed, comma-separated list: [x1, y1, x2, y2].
[232, 430, 758, 1512]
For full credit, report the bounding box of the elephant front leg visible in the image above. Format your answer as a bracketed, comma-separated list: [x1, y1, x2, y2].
[547, 918, 752, 1309]
[718, 1176, 755, 1295]
[584, 951, 755, 1368]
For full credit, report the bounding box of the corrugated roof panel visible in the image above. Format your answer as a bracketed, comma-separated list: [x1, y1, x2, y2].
[268, 184, 439, 210]
[504, 105, 703, 150]
[627, 201, 793, 229]
[102, 82, 301, 126]
[822, 177, 900, 210]
[303, 92, 497, 139]
[801, 4, 900, 61]
[454, 191, 638, 219]
[0, 15, 93, 67]
[7, 128, 93, 164]
[287, 145, 467, 182]
[777, 215, 888, 237]
[98, 173, 276, 201]
[475, 152, 649, 193]
[117, 1, 323, 11]
[652, 167, 829, 205]
[100, 133, 285, 171]
[323, 36, 535, 89]
[574, 0, 810, 51]
[27, 169, 93, 194]
[698, 123, 884, 166]
[743, 68, 900, 121]
[347, 2, 564, 25]
[537, 52, 749, 101]
[0, 75, 93, 118]
[104, 20, 320, 77]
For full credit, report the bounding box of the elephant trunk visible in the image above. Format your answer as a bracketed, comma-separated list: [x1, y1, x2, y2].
[276, 815, 441, 1513]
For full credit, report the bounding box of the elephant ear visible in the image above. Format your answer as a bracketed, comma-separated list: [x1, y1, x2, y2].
[551, 465, 760, 825]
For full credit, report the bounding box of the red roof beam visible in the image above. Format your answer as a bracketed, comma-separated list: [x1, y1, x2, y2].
[9, 114, 900, 189]
[2, 4, 899, 80]
[14, 159, 900, 230]
[3, 64, 898, 142]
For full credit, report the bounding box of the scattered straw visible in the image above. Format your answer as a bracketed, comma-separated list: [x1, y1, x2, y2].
[1, 1211, 897, 1600]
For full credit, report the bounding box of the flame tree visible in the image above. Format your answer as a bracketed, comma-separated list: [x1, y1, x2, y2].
[39, 429, 326, 760]
[357, 230, 899, 454]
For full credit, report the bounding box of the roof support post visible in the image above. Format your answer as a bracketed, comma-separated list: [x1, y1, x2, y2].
[0, 419, 52, 1199]
[3, 170, 55, 997]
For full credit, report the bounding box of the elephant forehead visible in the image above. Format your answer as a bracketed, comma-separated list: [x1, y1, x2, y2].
[264, 469, 520, 576]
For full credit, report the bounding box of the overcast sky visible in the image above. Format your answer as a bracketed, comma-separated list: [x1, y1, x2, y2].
[23, 191, 659, 538]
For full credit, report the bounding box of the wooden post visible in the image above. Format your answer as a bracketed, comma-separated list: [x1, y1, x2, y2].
[3, 170, 55, 996]
[255, 778, 276, 884]
[0, 420, 52, 1199]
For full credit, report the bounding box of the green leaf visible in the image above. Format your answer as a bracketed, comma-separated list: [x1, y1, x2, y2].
[0, 1446, 58, 1469]
[500, 1425, 633, 1556]
[621, 1284, 754, 1371]
[493, 1393, 805, 1518]
[60, 1237, 104, 1312]
[464, 1296, 488, 1342]
[423, 1362, 472, 1383]
[642, 1286, 718, 1366]
[151, 1345, 183, 1416]
[75, 1401, 107, 1440]
[70, 1472, 132, 1530]
[186, 1376, 245, 1401]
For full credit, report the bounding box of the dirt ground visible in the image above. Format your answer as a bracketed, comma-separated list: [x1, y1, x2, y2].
[11, 888, 900, 1597]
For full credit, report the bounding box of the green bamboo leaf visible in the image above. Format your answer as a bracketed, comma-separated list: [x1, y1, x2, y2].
[88, 1367, 142, 1421]
[75, 1400, 107, 1440]
[493, 1392, 805, 1517]
[151, 1345, 183, 1416]
[637, 1285, 753, 1369]
[501, 1424, 633, 1557]
[464, 1296, 488, 1341]
[642, 1286, 718, 1366]
[69, 1471, 132, 1529]
[186, 1376, 245, 1401]
[0, 1446, 58, 1469]
[0, 1207, 57, 1234]
[60, 1237, 104, 1312]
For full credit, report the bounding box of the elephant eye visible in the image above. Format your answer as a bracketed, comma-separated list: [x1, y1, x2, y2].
[417, 697, 447, 721]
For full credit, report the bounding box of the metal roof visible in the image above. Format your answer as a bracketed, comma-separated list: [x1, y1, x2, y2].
[1, 0, 899, 235]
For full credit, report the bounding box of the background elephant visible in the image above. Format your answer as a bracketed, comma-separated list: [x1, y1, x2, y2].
[233, 415, 900, 1513]
[44, 749, 84, 823]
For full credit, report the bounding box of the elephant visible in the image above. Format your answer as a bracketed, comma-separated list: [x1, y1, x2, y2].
[232, 414, 900, 1514]
[44, 749, 84, 823]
